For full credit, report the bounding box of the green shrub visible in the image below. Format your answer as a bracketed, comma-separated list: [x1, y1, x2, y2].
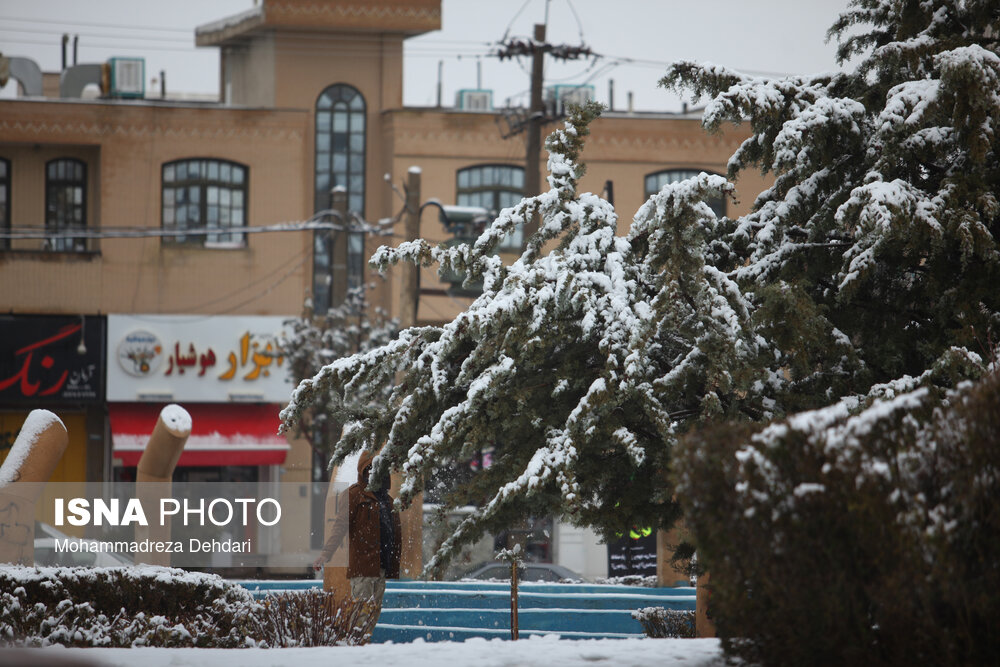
[0, 567, 375, 648]
[632, 607, 695, 638]
[673, 371, 1000, 666]
[0, 566, 258, 647]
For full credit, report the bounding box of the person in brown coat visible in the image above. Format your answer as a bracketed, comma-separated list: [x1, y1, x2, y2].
[313, 450, 402, 609]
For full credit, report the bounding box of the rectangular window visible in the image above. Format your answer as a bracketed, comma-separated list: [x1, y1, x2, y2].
[455, 164, 525, 252]
[45, 158, 88, 252]
[161, 159, 248, 248]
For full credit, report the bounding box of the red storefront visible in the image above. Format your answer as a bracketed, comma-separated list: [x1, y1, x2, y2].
[106, 315, 293, 483]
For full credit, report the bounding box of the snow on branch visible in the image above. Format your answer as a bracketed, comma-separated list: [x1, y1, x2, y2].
[281, 103, 770, 573]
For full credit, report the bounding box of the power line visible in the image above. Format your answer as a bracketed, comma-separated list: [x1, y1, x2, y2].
[0, 36, 200, 54]
[0, 218, 393, 242]
[564, 0, 586, 45]
[212, 253, 309, 315]
[0, 32, 489, 55]
[189, 247, 309, 312]
[0, 14, 195, 33]
[0, 26, 194, 44]
[500, 0, 534, 42]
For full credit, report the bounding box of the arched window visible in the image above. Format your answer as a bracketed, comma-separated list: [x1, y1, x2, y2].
[45, 158, 87, 252]
[313, 84, 366, 313]
[456, 164, 525, 250]
[0, 158, 9, 250]
[162, 158, 248, 247]
[315, 84, 366, 215]
[644, 169, 726, 219]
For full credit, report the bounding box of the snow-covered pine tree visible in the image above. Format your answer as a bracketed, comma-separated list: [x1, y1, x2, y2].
[662, 0, 999, 410]
[281, 103, 768, 574]
[280, 287, 398, 459]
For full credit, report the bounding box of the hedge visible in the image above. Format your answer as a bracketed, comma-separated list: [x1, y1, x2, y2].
[673, 371, 1000, 665]
[0, 566, 375, 648]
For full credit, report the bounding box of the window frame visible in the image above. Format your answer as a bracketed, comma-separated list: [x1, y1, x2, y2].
[45, 157, 87, 252]
[0, 157, 9, 250]
[644, 168, 727, 219]
[313, 84, 367, 313]
[161, 157, 249, 248]
[314, 84, 366, 216]
[455, 163, 525, 251]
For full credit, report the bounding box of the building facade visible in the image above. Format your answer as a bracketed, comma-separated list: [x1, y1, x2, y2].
[0, 0, 765, 580]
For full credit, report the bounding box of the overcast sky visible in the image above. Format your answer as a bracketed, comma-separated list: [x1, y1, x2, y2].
[1, 0, 853, 111]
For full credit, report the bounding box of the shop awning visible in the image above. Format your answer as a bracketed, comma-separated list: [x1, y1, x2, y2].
[110, 403, 290, 467]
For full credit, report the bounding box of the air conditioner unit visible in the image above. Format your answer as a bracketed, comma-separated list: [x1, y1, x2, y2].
[108, 57, 145, 98]
[456, 89, 492, 111]
[547, 84, 595, 115]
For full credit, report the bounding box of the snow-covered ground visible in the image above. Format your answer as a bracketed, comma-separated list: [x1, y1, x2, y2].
[6, 636, 725, 666]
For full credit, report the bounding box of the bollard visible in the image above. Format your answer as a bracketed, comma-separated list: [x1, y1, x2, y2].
[0, 410, 68, 565]
[136, 404, 191, 483]
[134, 404, 190, 566]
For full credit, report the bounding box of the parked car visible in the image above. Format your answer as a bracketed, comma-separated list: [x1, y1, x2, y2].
[461, 561, 586, 583]
[33, 522, 132, 567]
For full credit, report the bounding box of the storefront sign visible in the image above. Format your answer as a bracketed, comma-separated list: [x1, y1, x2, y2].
[607, 533, 658, 577]
[106, 315, 293, 403]
[0, 315, 105, 404]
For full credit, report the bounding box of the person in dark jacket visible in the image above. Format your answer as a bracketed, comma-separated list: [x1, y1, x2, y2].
[313, 450, 401, 609]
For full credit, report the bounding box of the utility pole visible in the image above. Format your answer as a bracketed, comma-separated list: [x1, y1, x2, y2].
[329, 186, 348, 308]
[398, 167, 424, 582]
[495, 28, 593, 238]
[399, 167, 421, 328]
[524, 24, 546, 238]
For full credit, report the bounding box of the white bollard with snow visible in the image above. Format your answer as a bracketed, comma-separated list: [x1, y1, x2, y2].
[0, 410, 68, 565]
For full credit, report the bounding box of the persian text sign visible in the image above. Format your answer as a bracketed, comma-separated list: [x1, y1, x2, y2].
[0, 315, 105, 404]
[106, 315, 293, 403]
[607, 533, 658, 578]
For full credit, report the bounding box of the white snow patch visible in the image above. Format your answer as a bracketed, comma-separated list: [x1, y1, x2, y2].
[159, 404, 192, 436]
[25, 636, 726, 666]
[0, 410, 65, 484]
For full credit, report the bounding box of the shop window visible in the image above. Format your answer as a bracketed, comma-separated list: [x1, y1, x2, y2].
[456, 164, 525, 250]
[162, 158, 248, 247]
[0, 158, 8, 250]
[644, 169, 726, 219]
[45, 158, 87, 251]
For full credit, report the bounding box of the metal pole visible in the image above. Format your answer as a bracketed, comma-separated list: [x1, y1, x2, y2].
[436, 60, 443, 108]
[511, 560, 520, 640]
